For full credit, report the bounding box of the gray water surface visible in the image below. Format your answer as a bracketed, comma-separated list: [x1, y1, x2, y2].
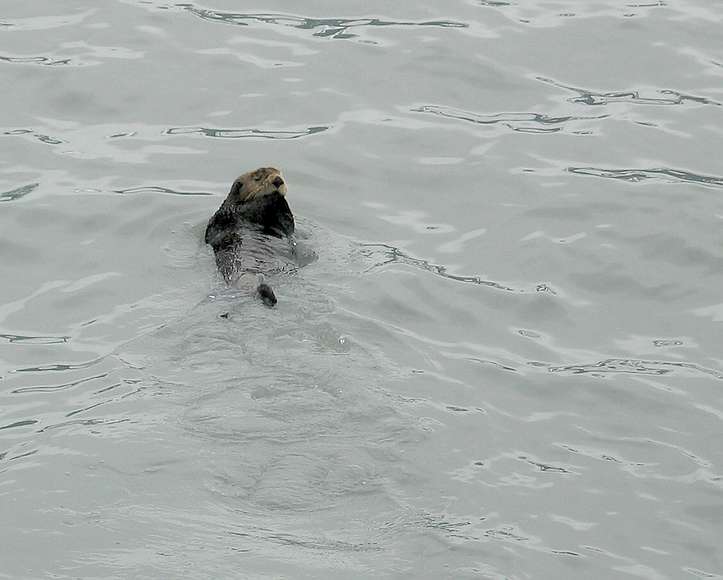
[1, 1, 722, 578]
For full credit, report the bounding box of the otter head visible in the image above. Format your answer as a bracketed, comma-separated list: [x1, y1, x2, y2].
[228, 167, 287, 204]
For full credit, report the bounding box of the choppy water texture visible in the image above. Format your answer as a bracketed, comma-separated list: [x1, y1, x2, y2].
[1, 1, 722, 578]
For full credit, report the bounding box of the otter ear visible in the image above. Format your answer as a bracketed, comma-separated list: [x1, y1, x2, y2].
[230, 180, 243, 198]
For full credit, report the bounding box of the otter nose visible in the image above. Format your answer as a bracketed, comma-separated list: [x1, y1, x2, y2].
[272, 177, 284, 188]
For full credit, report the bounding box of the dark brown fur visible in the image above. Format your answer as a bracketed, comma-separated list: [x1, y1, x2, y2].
[205, 167, 295, 306]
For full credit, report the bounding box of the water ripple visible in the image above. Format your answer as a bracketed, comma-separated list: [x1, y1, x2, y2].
[683, 567, 723, 579]
[114, 185, 212, 196]
[0, 43, 143, 68]
[11, 356, 107, 374]
[0, 331, 67, 344]
[0, 419, 38, 431]
[548, 358, 723, 380]
[472, 0, 716, 25]
[0, 54, 71, 66]
[412, 104, 606, 134]
[178, 3, 467, 39]
[359, 243, 554, 294]
[164, 125, 328, 140]
[0, 183, 38, 202]
[37, 417, 130, 433]
[11, 373, 108, 395]
[538, 76, 721, 107]
[229, 529, 381, 553]
[0, 11, 95, 31]
[2, 128, 64, 145]
[519, 455, 574, 474]
[567, 166, 723, 189]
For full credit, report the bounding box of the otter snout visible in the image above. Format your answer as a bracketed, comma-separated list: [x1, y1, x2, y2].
[272, 176, 284, 188]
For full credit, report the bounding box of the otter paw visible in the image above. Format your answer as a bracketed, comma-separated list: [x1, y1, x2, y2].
[257, 283, 277, 307]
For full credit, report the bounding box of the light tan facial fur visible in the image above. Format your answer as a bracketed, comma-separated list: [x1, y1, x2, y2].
[227, 167, 287, 204]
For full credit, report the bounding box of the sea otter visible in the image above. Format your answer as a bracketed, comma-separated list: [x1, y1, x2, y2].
[204, 167, 295, 306]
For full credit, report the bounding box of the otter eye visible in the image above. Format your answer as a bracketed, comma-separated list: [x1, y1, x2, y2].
[254, 176, 262, 182]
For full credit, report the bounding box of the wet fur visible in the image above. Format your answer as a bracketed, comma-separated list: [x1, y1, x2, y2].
[205, 167, 295, 306]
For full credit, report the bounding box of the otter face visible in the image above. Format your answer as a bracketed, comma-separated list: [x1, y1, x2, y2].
[228, 167, 287, 204]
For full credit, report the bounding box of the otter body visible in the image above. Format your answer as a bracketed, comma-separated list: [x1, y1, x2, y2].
[205, 167, 296, 306]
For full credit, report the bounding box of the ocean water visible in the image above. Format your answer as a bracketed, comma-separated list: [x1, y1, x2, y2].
[1, 1, 722, 578]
